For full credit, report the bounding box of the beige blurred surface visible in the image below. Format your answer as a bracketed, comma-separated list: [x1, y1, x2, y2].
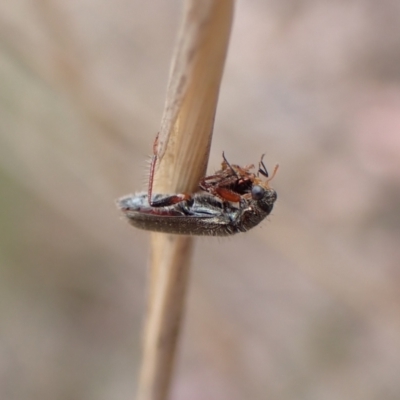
[1, 1, 400, 399]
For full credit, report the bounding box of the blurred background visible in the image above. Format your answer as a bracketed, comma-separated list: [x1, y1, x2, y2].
[1, 1, 400, 399]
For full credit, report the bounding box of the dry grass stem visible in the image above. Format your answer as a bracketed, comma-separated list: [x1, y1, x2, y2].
[136, 1, 234, 400]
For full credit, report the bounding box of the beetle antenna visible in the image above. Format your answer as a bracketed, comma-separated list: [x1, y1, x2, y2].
[222, 152, 239, 178]
[258, 154, 269, 178]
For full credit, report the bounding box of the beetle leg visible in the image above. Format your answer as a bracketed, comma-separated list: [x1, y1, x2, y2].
[214, 187, 242, 203]
[147, 133, 160, 205]
[264, 164, 279, 187]
[145, 133, 194, 207]
[147, 134, 194, 207]
[150, 193, 191, 207]
[241, 192, 252, 200]
[199, 174, 239, 192]
[237, 164, 255, 173]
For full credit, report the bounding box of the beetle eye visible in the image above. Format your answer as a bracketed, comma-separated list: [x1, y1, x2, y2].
[251, 185, 265, 200]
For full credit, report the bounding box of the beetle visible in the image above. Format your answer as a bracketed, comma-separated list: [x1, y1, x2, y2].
[117, 137, 278, 236]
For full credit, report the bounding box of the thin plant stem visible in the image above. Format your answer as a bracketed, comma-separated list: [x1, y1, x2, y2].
[136, 1, 234, 400]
